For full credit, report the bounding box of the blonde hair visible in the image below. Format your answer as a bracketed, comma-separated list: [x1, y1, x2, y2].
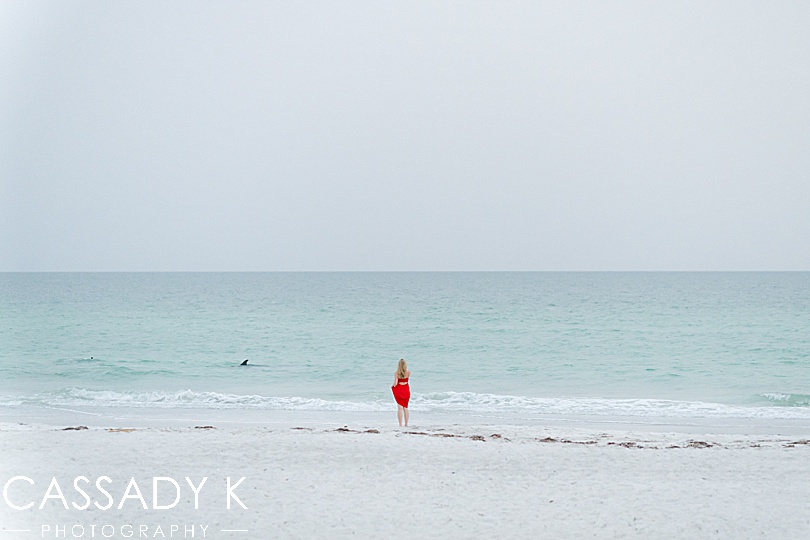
[396, 358, 408, 379]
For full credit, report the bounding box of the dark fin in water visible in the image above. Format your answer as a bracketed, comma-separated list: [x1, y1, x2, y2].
[240, 359, 249, 366]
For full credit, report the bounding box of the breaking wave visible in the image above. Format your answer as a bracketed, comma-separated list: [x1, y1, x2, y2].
[2, 387, 810, 420]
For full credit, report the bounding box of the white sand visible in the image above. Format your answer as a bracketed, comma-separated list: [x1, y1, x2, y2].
[2, 421, 809, 539]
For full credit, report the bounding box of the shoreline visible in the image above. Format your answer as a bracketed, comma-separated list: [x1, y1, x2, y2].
[3, 420, 810, 449]
[3, 403, 810, 437]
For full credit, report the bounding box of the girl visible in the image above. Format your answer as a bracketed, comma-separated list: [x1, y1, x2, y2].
[391, 358, 411, 426]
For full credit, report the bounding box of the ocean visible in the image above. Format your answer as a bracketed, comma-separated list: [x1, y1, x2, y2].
[1, 272, 809, 427]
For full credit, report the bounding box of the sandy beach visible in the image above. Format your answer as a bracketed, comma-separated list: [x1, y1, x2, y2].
[2, 418, 809, 539]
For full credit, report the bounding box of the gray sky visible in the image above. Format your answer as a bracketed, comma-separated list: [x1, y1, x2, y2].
[2, 1, 809, 271]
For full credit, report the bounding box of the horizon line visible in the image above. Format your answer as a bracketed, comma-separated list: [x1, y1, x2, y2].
[1, 269, 808, 274]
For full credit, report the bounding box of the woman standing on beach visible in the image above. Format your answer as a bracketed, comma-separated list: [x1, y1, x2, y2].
[391, 358, 411, 427]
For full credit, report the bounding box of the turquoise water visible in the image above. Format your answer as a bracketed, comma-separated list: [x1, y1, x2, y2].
[1, 272, 809, 421]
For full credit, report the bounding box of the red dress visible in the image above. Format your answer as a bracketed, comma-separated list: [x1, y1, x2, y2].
[392, 377, 410, 408]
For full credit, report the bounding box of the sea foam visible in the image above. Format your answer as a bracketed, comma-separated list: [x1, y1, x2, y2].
[5, 387, 810, 420]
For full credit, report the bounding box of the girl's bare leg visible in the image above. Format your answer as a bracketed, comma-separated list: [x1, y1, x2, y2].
[397, 405, 403, 426]
[404, 408, 409, 427]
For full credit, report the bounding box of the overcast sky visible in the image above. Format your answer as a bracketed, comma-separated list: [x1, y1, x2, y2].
[1, 1, 808, 271]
